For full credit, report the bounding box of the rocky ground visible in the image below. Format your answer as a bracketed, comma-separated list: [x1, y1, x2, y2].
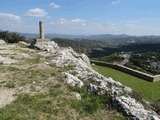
[0, 40, 160, 120]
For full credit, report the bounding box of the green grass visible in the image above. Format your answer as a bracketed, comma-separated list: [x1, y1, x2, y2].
[92, 65, 160, 102]
[69, 86, 111, 115]
[58, 65, 75, 72]
[0, 94, 56, 120]
[6, 81, 15, 88]
[1, 84, 121, 120]
[30, 56, 41, 64]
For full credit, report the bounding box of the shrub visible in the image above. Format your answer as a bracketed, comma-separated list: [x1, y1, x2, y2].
[0, 30, 26, 43]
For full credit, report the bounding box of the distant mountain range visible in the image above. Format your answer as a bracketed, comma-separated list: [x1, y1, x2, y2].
[19, 33, 160, 40]
[19, 33, 86, 39]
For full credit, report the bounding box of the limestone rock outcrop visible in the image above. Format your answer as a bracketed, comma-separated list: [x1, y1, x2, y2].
[0, 39, 6, 44]
[113, 96, 160, 120]
[29, 41, 59, 51]
[62, 72, 84, 88]
[36, 41, 160, 120]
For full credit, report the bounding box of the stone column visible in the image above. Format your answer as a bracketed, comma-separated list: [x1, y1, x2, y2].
[39, 21, 44, 39]
[31, 21, 51, 46]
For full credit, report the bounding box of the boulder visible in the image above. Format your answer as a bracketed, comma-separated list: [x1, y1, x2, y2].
[87, 84, 98, 93]
[81, 54, 91, 67]
[62, 72, 84, 88]
[113, 96, 160, 120]
[75, 93, 81, 100]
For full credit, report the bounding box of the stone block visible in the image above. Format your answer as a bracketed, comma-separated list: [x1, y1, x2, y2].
[34, 38, 51, 45]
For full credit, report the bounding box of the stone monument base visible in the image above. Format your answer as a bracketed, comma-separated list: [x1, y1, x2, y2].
[29, 38, 51, 49]
[34, 38, 51, 44]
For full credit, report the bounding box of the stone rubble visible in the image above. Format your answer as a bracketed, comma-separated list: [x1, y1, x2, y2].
[35, 41, 160, 120]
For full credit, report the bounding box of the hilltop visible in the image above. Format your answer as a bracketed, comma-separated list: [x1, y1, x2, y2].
[0, 40, 159, 120]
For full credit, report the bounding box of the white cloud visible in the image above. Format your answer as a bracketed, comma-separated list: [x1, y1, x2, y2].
[106, 21, 116, 26]
[111, 0, 121, 5]
[46, 16, 51, 19]
[25, 8, 48, 17]
[70, 19, 86, 23]
[0, 19, 38, 33]
[127, 20, 139, 23]
[53, 5, 60, 8]
[46, 18, 88, 34]
[59, 18, 68, 25]
[1, 14, 157, 36]
[81, 23, 86, 26]
[57, 18, 86, 26]
[126, 23, 135, 28]
[0, 12, 21, 22]
[90, 22, 102, 27]
[139, 26, 148, 29]
[49, 22, 55, 25]
[49, 2, 60, 8]
[105, 21, 116, 28]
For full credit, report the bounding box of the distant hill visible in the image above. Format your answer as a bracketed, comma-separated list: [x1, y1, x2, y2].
[19, 33, 131, 40]
[84, 34, 130, 40]
[20, 33, 160, 44]
[19, 33, 88, 39]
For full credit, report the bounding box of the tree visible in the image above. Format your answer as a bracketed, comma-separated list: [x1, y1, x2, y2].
[0, 30, 26, 43]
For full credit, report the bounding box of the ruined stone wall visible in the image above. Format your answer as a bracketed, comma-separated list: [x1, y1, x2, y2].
[90, 60, 160, 82]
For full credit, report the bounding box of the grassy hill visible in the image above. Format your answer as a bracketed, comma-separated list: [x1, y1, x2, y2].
[0, 42, 124, 120]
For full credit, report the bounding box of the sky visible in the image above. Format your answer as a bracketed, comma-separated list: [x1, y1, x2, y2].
[0, 0, 160, 36]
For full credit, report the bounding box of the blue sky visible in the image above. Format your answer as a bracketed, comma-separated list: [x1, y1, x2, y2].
[0, 0, 160, 35]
